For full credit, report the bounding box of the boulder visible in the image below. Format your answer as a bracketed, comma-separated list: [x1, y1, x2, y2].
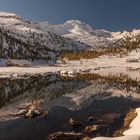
[84, 125, 107, 133]
[60, 70, 68, 75]
[25, 106, 42, 118]
[69, 118, 82, 128]
[88, 116, 97, 121]
[68, 70, 77, 76]
[43, 110, 49, 118]
[16, 109, 27, 116]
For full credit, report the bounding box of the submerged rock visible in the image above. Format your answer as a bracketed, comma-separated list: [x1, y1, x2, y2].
[94, 119, 105, 124]
[88, 116, 97, 121]
[84, 125, 107, 134]
[101, 113, 121, 124]
[48, 131, 83, 140]
[43, 110, 49, 118]
[69, 118, 82, 128]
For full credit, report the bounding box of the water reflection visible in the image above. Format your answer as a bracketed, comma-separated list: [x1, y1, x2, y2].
[0, 74, 90, 111]
[0, 73, 140, 140]
[1, 73, 140, 112]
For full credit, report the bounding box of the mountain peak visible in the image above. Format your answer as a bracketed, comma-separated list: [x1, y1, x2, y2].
[64, 20, 94, 35]
[65, 20, 87, 25]
[0, 11, 18, 18]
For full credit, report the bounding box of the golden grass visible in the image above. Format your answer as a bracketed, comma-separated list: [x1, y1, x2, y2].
[113, 109, 137, 137]
[60, 38, 140, 60]
[124, 109, 137, 128]
[60, 49, 128, 61]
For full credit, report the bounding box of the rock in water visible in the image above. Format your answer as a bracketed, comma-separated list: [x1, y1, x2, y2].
[69, 118, 82, 128]
[88, 116, 97, 121]
[25, 106, 42, 118]
[43, 110, 49, 118]
[16, 109, 27, 116]
[84, 125, 108, 134]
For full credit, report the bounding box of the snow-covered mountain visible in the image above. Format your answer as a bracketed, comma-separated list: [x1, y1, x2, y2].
[0, 12, 87, 60]
[39, 20, 108, 36]
[39, 20, 140, 50]
[0, 11, 140, 60]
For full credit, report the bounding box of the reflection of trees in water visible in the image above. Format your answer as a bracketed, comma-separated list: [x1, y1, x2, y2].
[0, 74, 58, 108]
[0, 74, 90, 108]
[61, 73, 140, 93]
[0, 73, 140, 109]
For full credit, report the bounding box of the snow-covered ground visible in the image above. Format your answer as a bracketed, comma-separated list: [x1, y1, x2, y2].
[92, 108, 140, 140]
[1, 11, 140, 79]
[1, 11, 140, 140]
[92, 135, 140, 140]
[1, 49, 140, 81]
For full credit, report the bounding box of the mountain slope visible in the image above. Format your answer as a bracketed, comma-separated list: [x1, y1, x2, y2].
[1, 11, 140, 61]
[0, 12, 87, 60]
[39, 20, 140, 50]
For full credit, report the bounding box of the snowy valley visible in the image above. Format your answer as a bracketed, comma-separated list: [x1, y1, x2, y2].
[1, 11, 140, 140]
[1, 11, 140, 63]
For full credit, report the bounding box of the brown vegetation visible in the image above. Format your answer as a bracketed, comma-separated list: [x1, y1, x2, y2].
[113, 109, 137, 137]
[60, 49, 128, 60]
[60, 38, 140, 60]
[61, 73, 139, 87]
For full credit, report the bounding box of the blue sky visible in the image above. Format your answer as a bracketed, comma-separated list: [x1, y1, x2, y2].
[0, 0, 140, 31]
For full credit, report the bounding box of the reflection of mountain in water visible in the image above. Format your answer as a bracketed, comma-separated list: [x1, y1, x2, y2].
[0, 74, 90, 109]
[0, 74, 140, 139]
[0, 73, 140, 113]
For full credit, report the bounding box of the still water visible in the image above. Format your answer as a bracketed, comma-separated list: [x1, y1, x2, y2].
[0, 73, 140, 140]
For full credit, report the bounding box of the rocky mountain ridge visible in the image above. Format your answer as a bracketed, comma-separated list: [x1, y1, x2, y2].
[0, 12, 87, 60]
[0, 11, 140, 61]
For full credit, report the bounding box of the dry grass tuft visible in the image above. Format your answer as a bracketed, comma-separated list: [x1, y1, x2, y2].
[32, 99, 41, 110]
[113, 109, 137, 137]
[124, 109, 137, 128]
